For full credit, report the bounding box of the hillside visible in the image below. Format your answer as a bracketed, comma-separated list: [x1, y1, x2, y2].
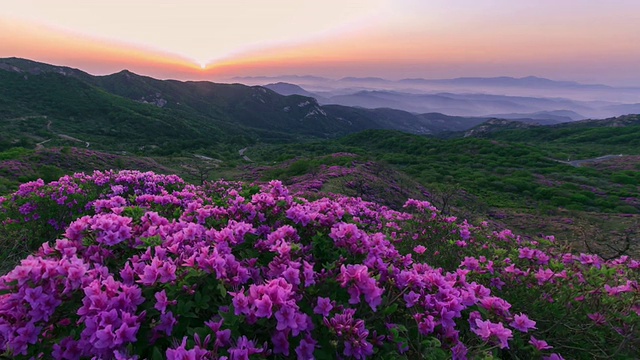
[2, 58, 640, 258]
[467, 114, 640, 156]
[0, 58, 491, 146]
[0, 67, 274, 156]
[243, 127, 640, 259]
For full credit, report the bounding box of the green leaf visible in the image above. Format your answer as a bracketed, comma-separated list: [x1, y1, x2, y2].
[314, 348, 335, 360]
[421, 337, 441, 348]
[152, 347, 164, 360]
[217, 282, 227, 297]
[382, 302, 398, 315]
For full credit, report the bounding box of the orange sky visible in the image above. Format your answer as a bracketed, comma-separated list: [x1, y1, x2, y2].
[2, 0, 640, 85]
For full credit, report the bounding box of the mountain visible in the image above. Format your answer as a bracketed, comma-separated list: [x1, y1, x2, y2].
[263, 82, 320, 99]
[0, 58, 502, 154]
[0, 65, 252, 154]
[230, 75, 330, 85]
[338, 77, 390, 83]
[462, 119, 542, 138]
[0, 57, 94, 81]
[602, 103, 640, 115]
[485, 110, 587, 123]
[398, 76, 613, 90]
[239, 74, 640, 104]
[322, 90, 599, 118]
[321, 106, 488, 135]
[462, 114, 640, 152]
[5, 57, 638, 158]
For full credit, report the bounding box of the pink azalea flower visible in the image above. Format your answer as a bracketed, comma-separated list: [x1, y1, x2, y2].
[413, 245, 427, 254]
[313, 297, 333, 317]
[510, 313, 537, 332]
[529, 336, 553, 350]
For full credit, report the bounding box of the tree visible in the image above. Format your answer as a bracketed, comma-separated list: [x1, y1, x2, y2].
[428, 183, 462, 215]
[578, 219, 638, 260]
[182, 159, 219, 185]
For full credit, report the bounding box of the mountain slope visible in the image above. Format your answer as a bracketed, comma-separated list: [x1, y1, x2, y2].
[0, 69, 251, 154]
[464, 114, 640, 155]
[0, 58, 354, 138]
[263, 82, 319, 98]
[0, 58, 509, 143]
[323, 90, 599, 118]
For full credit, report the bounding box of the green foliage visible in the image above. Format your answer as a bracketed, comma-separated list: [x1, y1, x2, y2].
[0, 147, 32, 160]
[37, 165, 65, 183]
[254, 130, 639, 216]
[261, 154, 357, 181]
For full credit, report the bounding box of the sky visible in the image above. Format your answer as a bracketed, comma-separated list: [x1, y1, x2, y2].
[2, 0, 640, 85]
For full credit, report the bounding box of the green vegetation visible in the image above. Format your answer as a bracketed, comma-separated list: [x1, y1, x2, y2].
[480, 114, 640, 157]
[1, 58, 639, 258]
[250, 129, 640, 215]
[242, 126, 640, 257]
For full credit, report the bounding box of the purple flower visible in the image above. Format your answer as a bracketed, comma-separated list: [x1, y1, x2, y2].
[587, 312, 607, 325]
[275, 305, 298, 332]
[154, 290, 170, 314]
[271, 331, 289, 356]
[472, 319, 513, 349]
[254, 294, 273, 318]
[155, 311, 177, 336]
[166, 337, 208, 360]
[228, 336, 263, 360]
[510, 313, 536, 332]
[231, 290, 250, 315]
[296, 335, 317, 359]
[543, 354, 565, 360]
[313, 297, 333, 317]
[403, 291, 420, 308]
[529, 336, 553, 350]
[413, 245, 427, 254]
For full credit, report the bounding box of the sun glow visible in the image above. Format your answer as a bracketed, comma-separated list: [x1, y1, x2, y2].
[2, 1, 640, 84]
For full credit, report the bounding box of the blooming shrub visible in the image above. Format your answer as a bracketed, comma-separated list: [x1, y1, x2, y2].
[0, 170, 638, 359]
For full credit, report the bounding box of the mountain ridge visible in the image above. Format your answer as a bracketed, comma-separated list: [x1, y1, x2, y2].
[0, 57, 500, 150]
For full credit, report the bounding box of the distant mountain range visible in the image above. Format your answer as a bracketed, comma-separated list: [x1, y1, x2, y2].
[0, 57, 509, 152]
[396, 76, 612, 89]
[263, 82, 320, 99]
[235, 74, 634, 89]
[2, 57, 640, 156]
[262, 80, 640, 120]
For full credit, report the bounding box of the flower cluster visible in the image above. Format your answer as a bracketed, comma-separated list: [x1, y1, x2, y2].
[0, 170, 637, 359]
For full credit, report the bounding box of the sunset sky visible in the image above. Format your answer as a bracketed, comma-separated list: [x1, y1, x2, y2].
[2, 0, 640, 85]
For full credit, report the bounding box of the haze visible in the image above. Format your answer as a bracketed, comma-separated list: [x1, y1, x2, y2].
[2, 0, 640, 86]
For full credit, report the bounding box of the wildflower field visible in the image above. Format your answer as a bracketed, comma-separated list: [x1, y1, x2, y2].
[0, 171, 637, 359]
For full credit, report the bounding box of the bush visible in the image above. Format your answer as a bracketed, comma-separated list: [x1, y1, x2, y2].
[0, 171, 637, 359]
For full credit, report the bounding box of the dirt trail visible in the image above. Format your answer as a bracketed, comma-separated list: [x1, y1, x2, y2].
[238, 147, 252, 162]
[58, 134, 90, 148]
[35, 139, 51, 150]
[550, 154, 624, 167]
[35, 118, 91, 149]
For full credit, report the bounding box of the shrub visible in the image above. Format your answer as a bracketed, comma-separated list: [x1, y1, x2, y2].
[0, 171, 637, 359]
